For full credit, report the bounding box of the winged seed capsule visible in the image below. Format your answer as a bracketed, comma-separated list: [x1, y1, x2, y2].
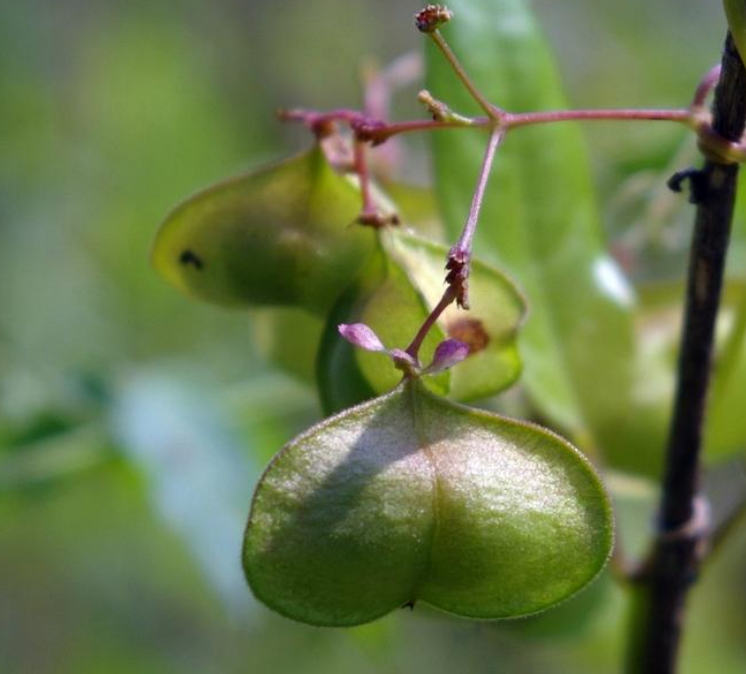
[243, 379, 613, 626]
[152, 146, 376, 314]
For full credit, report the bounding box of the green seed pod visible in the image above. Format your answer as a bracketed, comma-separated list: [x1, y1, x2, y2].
[243, 379, 613, 627]
[151, 146, 376, 315]
[317, 229, 527, 414]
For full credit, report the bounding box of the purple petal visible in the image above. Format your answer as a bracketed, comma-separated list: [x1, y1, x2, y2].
[423, 339, 470, 375]
[389, 349, 417, 367]
[338, 323, 386, 352]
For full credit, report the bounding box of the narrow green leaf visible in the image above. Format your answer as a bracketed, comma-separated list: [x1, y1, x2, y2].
[426, 0, 637, 453]
[724, 1, 746, 67]
[317, 229, 527, 413]
[243, 379, 613, 626]
[152, 146, 377, 314]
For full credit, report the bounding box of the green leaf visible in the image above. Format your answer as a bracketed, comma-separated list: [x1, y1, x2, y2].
[151, 146, 377, 315]
[724, 1, 746, 67]
[426, 0, 637, 454]
[317, 229, 527, 413]
[243, 379, 613, 626]
[588, 162, 746, 473]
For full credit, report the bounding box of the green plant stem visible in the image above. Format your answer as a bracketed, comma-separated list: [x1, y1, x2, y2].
[626, 33, 746, 674]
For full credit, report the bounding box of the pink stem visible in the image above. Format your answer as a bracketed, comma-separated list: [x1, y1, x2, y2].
[505, 108, 694, 129]
[279, 107, 366, 127]
[452, 128, 505, 256]
[691, 64, 722, 109]
[353, 140, 376, 218]
[282, 107, 696, 146]
[405, 286, 459, 360]
[369, 118, 484, 143]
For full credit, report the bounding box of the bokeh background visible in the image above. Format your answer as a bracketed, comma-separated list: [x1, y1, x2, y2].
[2, 1, 745, 672]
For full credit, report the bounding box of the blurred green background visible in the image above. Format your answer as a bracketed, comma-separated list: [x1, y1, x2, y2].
[1, 1, 745, 672]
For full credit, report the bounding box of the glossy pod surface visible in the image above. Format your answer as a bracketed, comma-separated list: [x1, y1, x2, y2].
[243, 380, 613, 626]
[152, 147, 376, 314]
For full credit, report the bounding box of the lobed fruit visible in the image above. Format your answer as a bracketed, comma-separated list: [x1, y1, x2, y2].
[152, 146, 376, 314]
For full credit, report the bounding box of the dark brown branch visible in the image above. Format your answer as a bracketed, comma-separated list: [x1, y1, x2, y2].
[628, 33, 746, 674]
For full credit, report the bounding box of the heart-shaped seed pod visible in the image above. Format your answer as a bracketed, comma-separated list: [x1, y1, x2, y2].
[243, 379, 613, 626]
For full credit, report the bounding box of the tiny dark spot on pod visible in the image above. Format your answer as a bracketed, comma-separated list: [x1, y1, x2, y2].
[447, 318, 490, 354]
[179, 250, 204, 270]
[402, 600, 416, 611]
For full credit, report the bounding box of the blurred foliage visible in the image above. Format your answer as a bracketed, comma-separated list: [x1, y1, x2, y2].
[2, 1, 746, 673]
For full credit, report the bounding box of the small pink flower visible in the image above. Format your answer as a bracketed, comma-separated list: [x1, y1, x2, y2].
[422, 339, 470, 375]
[339, 323, 469, 378]
[338, 323, 386, 352]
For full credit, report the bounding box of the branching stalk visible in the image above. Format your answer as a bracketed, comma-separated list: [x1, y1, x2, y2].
[403, 130, 503, 366]
[691, 64, 722, 109]
[445, 128, 505, 309]
[352, 140, 376, 224]
[405, 285, 459, 361]
[284, 14, 746, 672]
[451, 128, 505, 256]
[309, 11, 746, 673]
[504, 108, 694, 129]
[427, 29, 501, 119]
[627, 33, 746, 674]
